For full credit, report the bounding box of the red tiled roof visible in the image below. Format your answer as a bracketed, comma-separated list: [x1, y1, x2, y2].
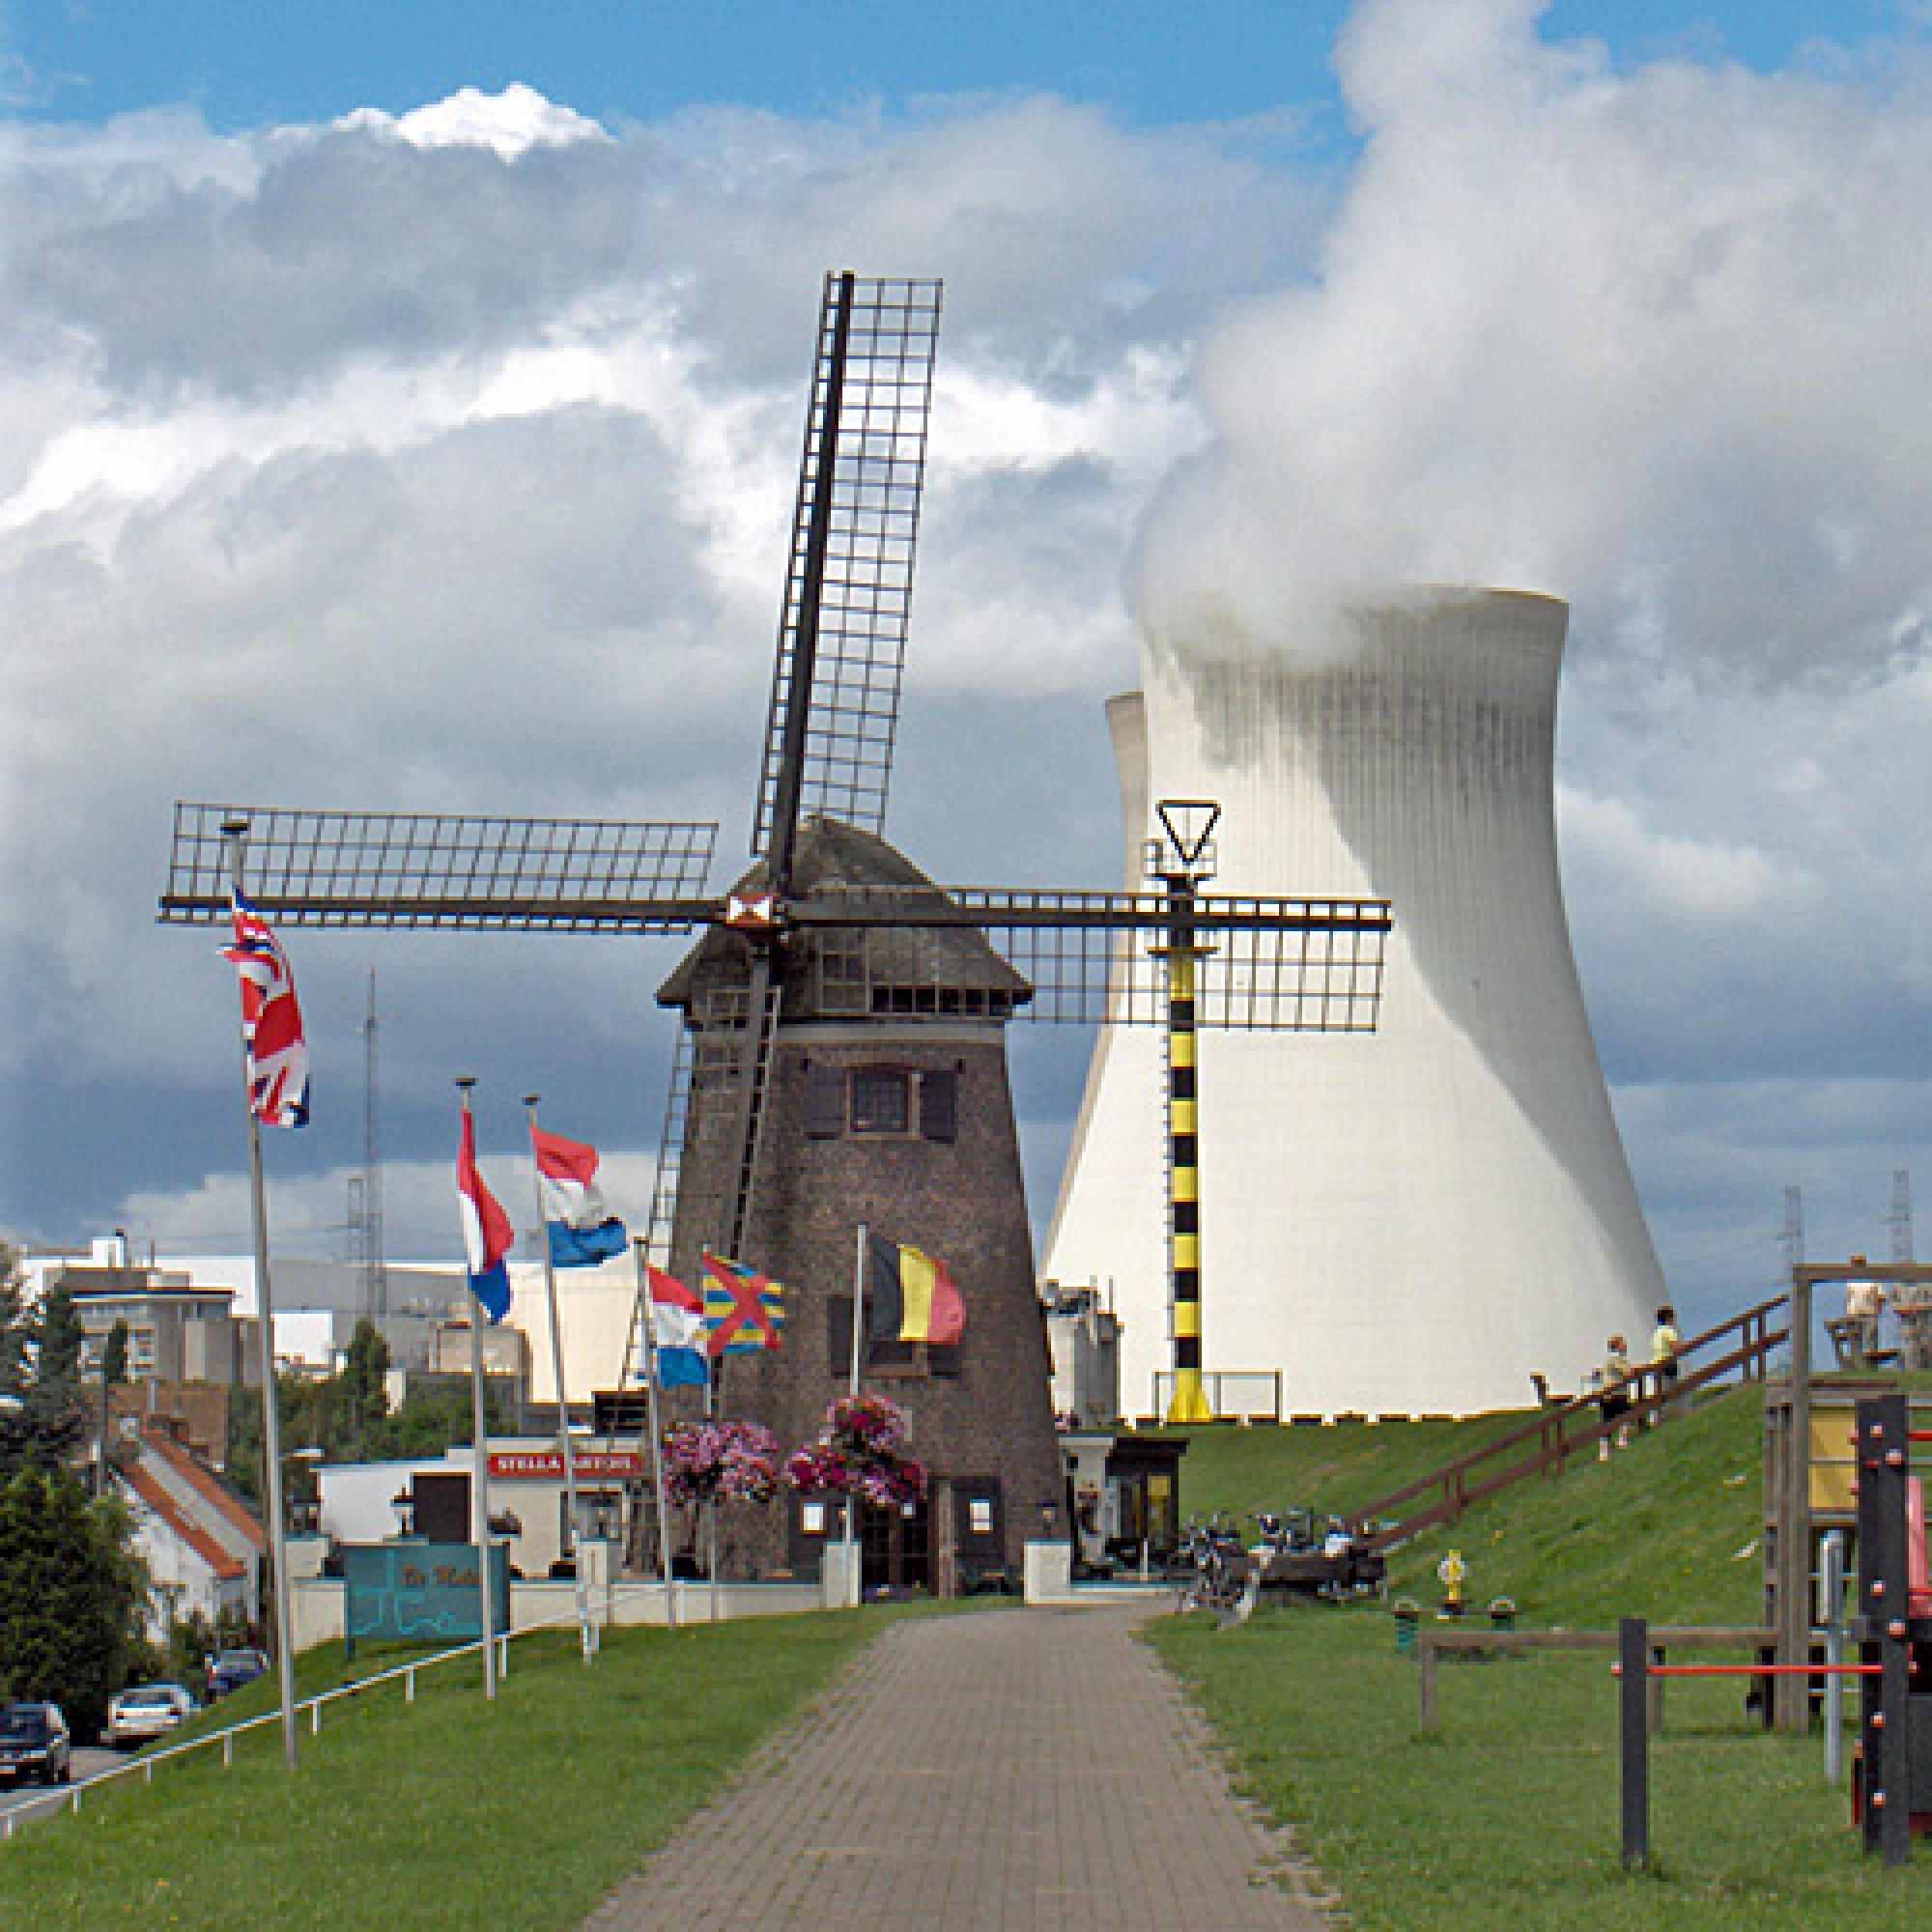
[120, 1464, 245, 1583]
[140, 1427, 265, 1553]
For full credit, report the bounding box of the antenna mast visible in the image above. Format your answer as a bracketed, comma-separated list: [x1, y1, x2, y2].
[362, 969, 387, 1321]
[1780, 1183, 1804, 1280]
[1890, 1167, 1915, 1263]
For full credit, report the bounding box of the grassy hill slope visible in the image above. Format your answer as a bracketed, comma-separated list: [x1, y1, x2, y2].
[1150, 1383, 1930, 1928]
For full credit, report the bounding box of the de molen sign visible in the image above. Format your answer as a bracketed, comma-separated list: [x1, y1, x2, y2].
[487, 1448, 645, 1482]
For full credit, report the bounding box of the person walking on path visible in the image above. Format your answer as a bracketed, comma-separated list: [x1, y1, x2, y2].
[1598, 1335, 1634, 1459]
[583, 1604, 1336, 1932]
[1649, 1305, 1683, 1425]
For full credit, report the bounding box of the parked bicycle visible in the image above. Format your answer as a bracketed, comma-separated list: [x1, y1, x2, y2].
[1179, 1514, 1252, 1613]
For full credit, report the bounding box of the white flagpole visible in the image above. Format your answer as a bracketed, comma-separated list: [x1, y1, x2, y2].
[843, 1223, 868, 1608]
[524, 1096, 594, 1663]
[630, 1238, 680, 1631]
[221, 820, 299, 1774]
[456, 1079, 497, 1702]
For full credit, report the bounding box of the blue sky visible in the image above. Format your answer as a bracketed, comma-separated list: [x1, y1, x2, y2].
[4, 0, 1929, 1352]
[7, 1, 1920, 132]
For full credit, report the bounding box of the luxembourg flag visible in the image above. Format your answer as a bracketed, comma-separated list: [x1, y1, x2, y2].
[457, 1108, 515, 1322]
[645, 1267, 709, 1389]
[530, 1127, 628, 1267]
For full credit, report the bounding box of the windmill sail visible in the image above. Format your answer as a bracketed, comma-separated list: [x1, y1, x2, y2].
[752, 272, 942, 869]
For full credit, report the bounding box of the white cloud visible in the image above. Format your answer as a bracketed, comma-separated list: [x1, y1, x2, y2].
[338, 84, 611, 159]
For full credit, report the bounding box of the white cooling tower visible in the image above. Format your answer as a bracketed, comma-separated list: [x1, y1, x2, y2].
[1044, 587, 1663, 1418]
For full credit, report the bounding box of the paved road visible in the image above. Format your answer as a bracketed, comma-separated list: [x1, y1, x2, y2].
[0, 1746, 120, 1835]
[584, 1604, 1337, 1932]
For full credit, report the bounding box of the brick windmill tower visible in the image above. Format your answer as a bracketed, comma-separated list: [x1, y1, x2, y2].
[160, 271, 1392, 1594]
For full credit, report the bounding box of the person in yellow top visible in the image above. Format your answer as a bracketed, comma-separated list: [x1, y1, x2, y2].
[1598, 1335, 1634, 1459]
[1650, 1305, 1683, 1424]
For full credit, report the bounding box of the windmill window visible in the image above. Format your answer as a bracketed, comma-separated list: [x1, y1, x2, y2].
[849, 1066, 911, 1136]
[826, 1294, 925, 1378]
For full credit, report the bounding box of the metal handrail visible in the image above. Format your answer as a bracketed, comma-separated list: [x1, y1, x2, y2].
[1, 1576, 691, 1840]
[1347, 1294, 1790, 1548]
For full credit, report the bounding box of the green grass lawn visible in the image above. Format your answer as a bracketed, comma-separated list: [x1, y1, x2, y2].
[0, 1610, 896, 1931]
[1146, 1383, 1931, 1927]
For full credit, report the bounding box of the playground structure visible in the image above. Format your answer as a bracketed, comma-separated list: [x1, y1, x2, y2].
[1761, 1260, 1932, 1730]
[1613, 1389, 1930, 1869]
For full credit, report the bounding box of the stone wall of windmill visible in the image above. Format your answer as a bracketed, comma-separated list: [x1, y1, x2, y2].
[661, 818, 1065, 1588]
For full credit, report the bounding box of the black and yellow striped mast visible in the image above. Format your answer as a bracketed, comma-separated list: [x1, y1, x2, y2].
[1151, 801, 1220, 1426]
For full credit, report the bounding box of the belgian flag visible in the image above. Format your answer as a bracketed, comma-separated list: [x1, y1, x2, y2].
[867, 1234, 966, 1346]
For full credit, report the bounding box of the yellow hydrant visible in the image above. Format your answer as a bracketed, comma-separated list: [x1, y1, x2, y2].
[1436, 1548, 1467, 1616]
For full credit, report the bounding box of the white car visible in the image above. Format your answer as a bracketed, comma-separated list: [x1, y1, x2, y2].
[105, 1684, 198, 1748]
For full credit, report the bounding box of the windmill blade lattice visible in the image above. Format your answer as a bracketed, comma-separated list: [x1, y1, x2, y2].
[752, 273, 942, 864]
[159, 802, 717, 930]
[781, 886, 1393, 1029]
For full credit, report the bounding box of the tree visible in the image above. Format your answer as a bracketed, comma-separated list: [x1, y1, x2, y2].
[340, 1319, 391, 1458]
[100, 1319, 129, 1389]
[0, 1264, 87, 1478]
[0, 1467, 148, 1738]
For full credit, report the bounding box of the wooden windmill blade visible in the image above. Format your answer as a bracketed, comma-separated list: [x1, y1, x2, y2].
[751, 271, 943, 884]
[158, 801, 719, 929]
[780, 885, 1394, 1030]
[687, 272, 943, 1266]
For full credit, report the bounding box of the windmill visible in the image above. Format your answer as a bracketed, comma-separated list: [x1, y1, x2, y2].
[160, 270, 1391, 1591]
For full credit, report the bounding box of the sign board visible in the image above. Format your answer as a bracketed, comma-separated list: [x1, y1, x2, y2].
[341, 1542, 511, 1655]
[486, 1448, 644, 1482]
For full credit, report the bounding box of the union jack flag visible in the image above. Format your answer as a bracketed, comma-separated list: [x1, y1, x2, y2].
[220, 888, 310, 1128]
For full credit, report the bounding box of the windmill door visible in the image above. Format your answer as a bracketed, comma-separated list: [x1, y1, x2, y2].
[860, 1497, 931, 1595]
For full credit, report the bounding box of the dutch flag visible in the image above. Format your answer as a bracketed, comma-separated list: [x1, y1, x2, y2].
[458, 1107, 515, 1322]
[530, 1127, 629, 1268]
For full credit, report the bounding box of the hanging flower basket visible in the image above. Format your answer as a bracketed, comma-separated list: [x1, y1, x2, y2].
[662, 1419, 781, 1508]
[787, 1394, 927, 1508]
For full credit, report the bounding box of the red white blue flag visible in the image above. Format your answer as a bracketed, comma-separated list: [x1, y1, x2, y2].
[220, 888, 310, 1128]
[458, 1107, 515, 1322]
[644, 1267, 709, 1389]
[530, 1127, 628, 1267]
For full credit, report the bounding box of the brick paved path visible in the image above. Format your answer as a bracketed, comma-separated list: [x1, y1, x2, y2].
[583, 1604, 1337, 1932]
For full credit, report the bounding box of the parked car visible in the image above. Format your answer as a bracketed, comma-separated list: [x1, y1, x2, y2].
[205, 1649, 270, 1700]
[105, 1683, 199, 1748]
[0, 1703, 71, 1786]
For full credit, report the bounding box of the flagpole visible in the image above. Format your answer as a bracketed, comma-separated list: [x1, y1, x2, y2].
[221, 821, 300, 1773]
[457, 1080, 498, 1703]
[630, 1239, 680, 1631]
[524, 1096, 594, 1663]
[843, 1222, 868, 1608]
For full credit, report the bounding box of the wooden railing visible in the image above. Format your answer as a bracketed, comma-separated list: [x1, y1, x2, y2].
[1345, 1294, 1789, 1550]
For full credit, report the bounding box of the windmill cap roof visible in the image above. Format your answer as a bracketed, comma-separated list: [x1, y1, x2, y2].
[658, 815, 1031, 1014]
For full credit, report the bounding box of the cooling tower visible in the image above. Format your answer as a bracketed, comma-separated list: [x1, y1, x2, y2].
[1043, 586, 1664, 1418]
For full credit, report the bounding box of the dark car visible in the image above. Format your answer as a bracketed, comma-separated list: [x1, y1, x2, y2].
[205, 1648, 270, 1700]
[0, 1703, 71, 1786]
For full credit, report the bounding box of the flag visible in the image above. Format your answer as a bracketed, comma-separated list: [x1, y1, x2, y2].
[867, 1234, 966, 1347]
[457, 1108, 514, 1322]
[220, 888, 310, 1128]
[701, 1253, 785, 1356]
[644, 1267, 709, 1389]
[530, 1127, 628, 1267]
